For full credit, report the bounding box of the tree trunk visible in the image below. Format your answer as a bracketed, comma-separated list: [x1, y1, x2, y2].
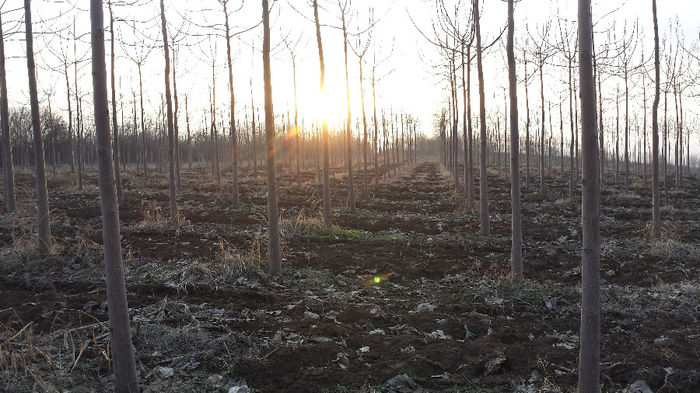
[524, 49, 530, 189]
[74, 20, 83, 190]
[467, 45, 474, 207]
[359, 58, 368, 199]
[89, 2, 140, 391]
[474, 0, 490, 235]
[293, 58, 300, 186]
[539, 53, 546, 195]
[507, 0, 522, 282]
[172, 48, 181, 192]
[341, 14, 355, 211]
[372, 66, 379, 192]
[569, 58, 574, 196]
[223, 0, 239, 208]
[0, 14, 16, 214]
[138, 64, 147, 180]
[109, 1, 122, 200]
[186, 95, 192, 169]
[624, 65, 630, 189]
[577, 1, 601, 392]
[651, 0, 661, 239]
[314, 0, 331, 225]
[159, 0, 177, 225]
[25, 0, 51, 253]
[64, 57, 75, 173]
[261, 0, 280, 274]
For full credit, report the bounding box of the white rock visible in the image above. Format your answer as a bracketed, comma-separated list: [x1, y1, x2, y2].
[157, 366, 174, 378]
[626, 380, 653, 393]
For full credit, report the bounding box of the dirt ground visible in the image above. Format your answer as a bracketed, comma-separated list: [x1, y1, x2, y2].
[1, 160, 698, 393]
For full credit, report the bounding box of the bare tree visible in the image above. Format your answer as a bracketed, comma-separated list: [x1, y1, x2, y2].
[506, 0, 521, 282]
[350, 10, 373, 199]
[338, 0, 356, 211]
[222, 0, 240, 208]
[0, 12, 15, 214]
[89, 1, 139, 391]
[108, 0, 122, 200]
[577, 0, 600, 391]
[262, 0, 281, 274]
[651, 0, 661, 238]
[313, 0, 331, 226]
[473, 0, 489, 235]
[283, 32, 302, 186]
[159, 0, 177, 225]
[25, 0, 51, 253]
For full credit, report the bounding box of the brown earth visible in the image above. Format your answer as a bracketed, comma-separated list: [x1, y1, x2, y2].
[1, 160, 698, 393]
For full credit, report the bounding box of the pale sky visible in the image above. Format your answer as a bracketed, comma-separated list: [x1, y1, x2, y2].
[0, 0, 698, 154]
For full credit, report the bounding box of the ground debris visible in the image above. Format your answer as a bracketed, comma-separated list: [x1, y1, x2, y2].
[381, 374, 426, 393]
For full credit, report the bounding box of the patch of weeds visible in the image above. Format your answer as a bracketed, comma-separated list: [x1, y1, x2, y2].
[613, 192, 642, 201]
[135, 198, 169, 230]
[216, 234, 266, 272]
[649, 239, 700, 262]
[446, 386, 494, 393]
[555, 197, 572, 205]
[281, 213, 406, 244]
[320, 385, 367, 393]
[343, 208, 381, 219]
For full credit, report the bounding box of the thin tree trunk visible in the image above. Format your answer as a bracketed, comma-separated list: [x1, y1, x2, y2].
[341, 13, 355, 211]
[223, 0, 239, 208]
[372, 66, 379, 192]
[293, 58, 300, 186]
[651, 0, 661, 239]
[172, 48, 181, 192]
[75, 20, 83, 190]
[624, 65, 630, 189]
[314, 0, 331, 225]
[507, 0, 522, 282]
[474, 0, 489, 235]
[64, 57, 75, 173]
[0, 14, 16, 214]
[186, 95, 192, 169]
[159, 0, 177, 225]
[25, 0, 51, 253]
[524, 49, 530, 189]
[261, 0, 280, 274]
[539, 53, 546, 195]
[138, 64, 147, 180]
[89, 2, 139, 390]
[577, 1, 601, 392]
[467, 45, 474, 207]
[359, 57, 368, 199]
[598, 65, 604, 187]
[109, 1, 122, 200]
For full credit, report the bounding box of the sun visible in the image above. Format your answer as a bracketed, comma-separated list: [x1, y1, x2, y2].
[298, 79, 348, 128]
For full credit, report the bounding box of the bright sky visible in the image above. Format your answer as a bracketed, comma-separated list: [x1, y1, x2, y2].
[0, 0, 698, 153]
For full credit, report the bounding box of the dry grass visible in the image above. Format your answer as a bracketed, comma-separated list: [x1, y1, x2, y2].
[215, 233, 266, 272]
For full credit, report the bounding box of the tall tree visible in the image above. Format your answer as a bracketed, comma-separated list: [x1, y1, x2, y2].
[159, 0, 177, 225]
[506, 0, 522, 282]
[473, 0, 489, 235]
[25, 0, 51, 253]
[577, 0, 601, 391]
[222, 0, 240, 208]
[0, 13, 16, 214]
[262, 0, 281, 274]
[89, 1, 139, 391]
[338, 0, 356, 211]
[108, 0, 122, 200]
[651, 0, 661, 239]
[314, 0, 332, 225]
